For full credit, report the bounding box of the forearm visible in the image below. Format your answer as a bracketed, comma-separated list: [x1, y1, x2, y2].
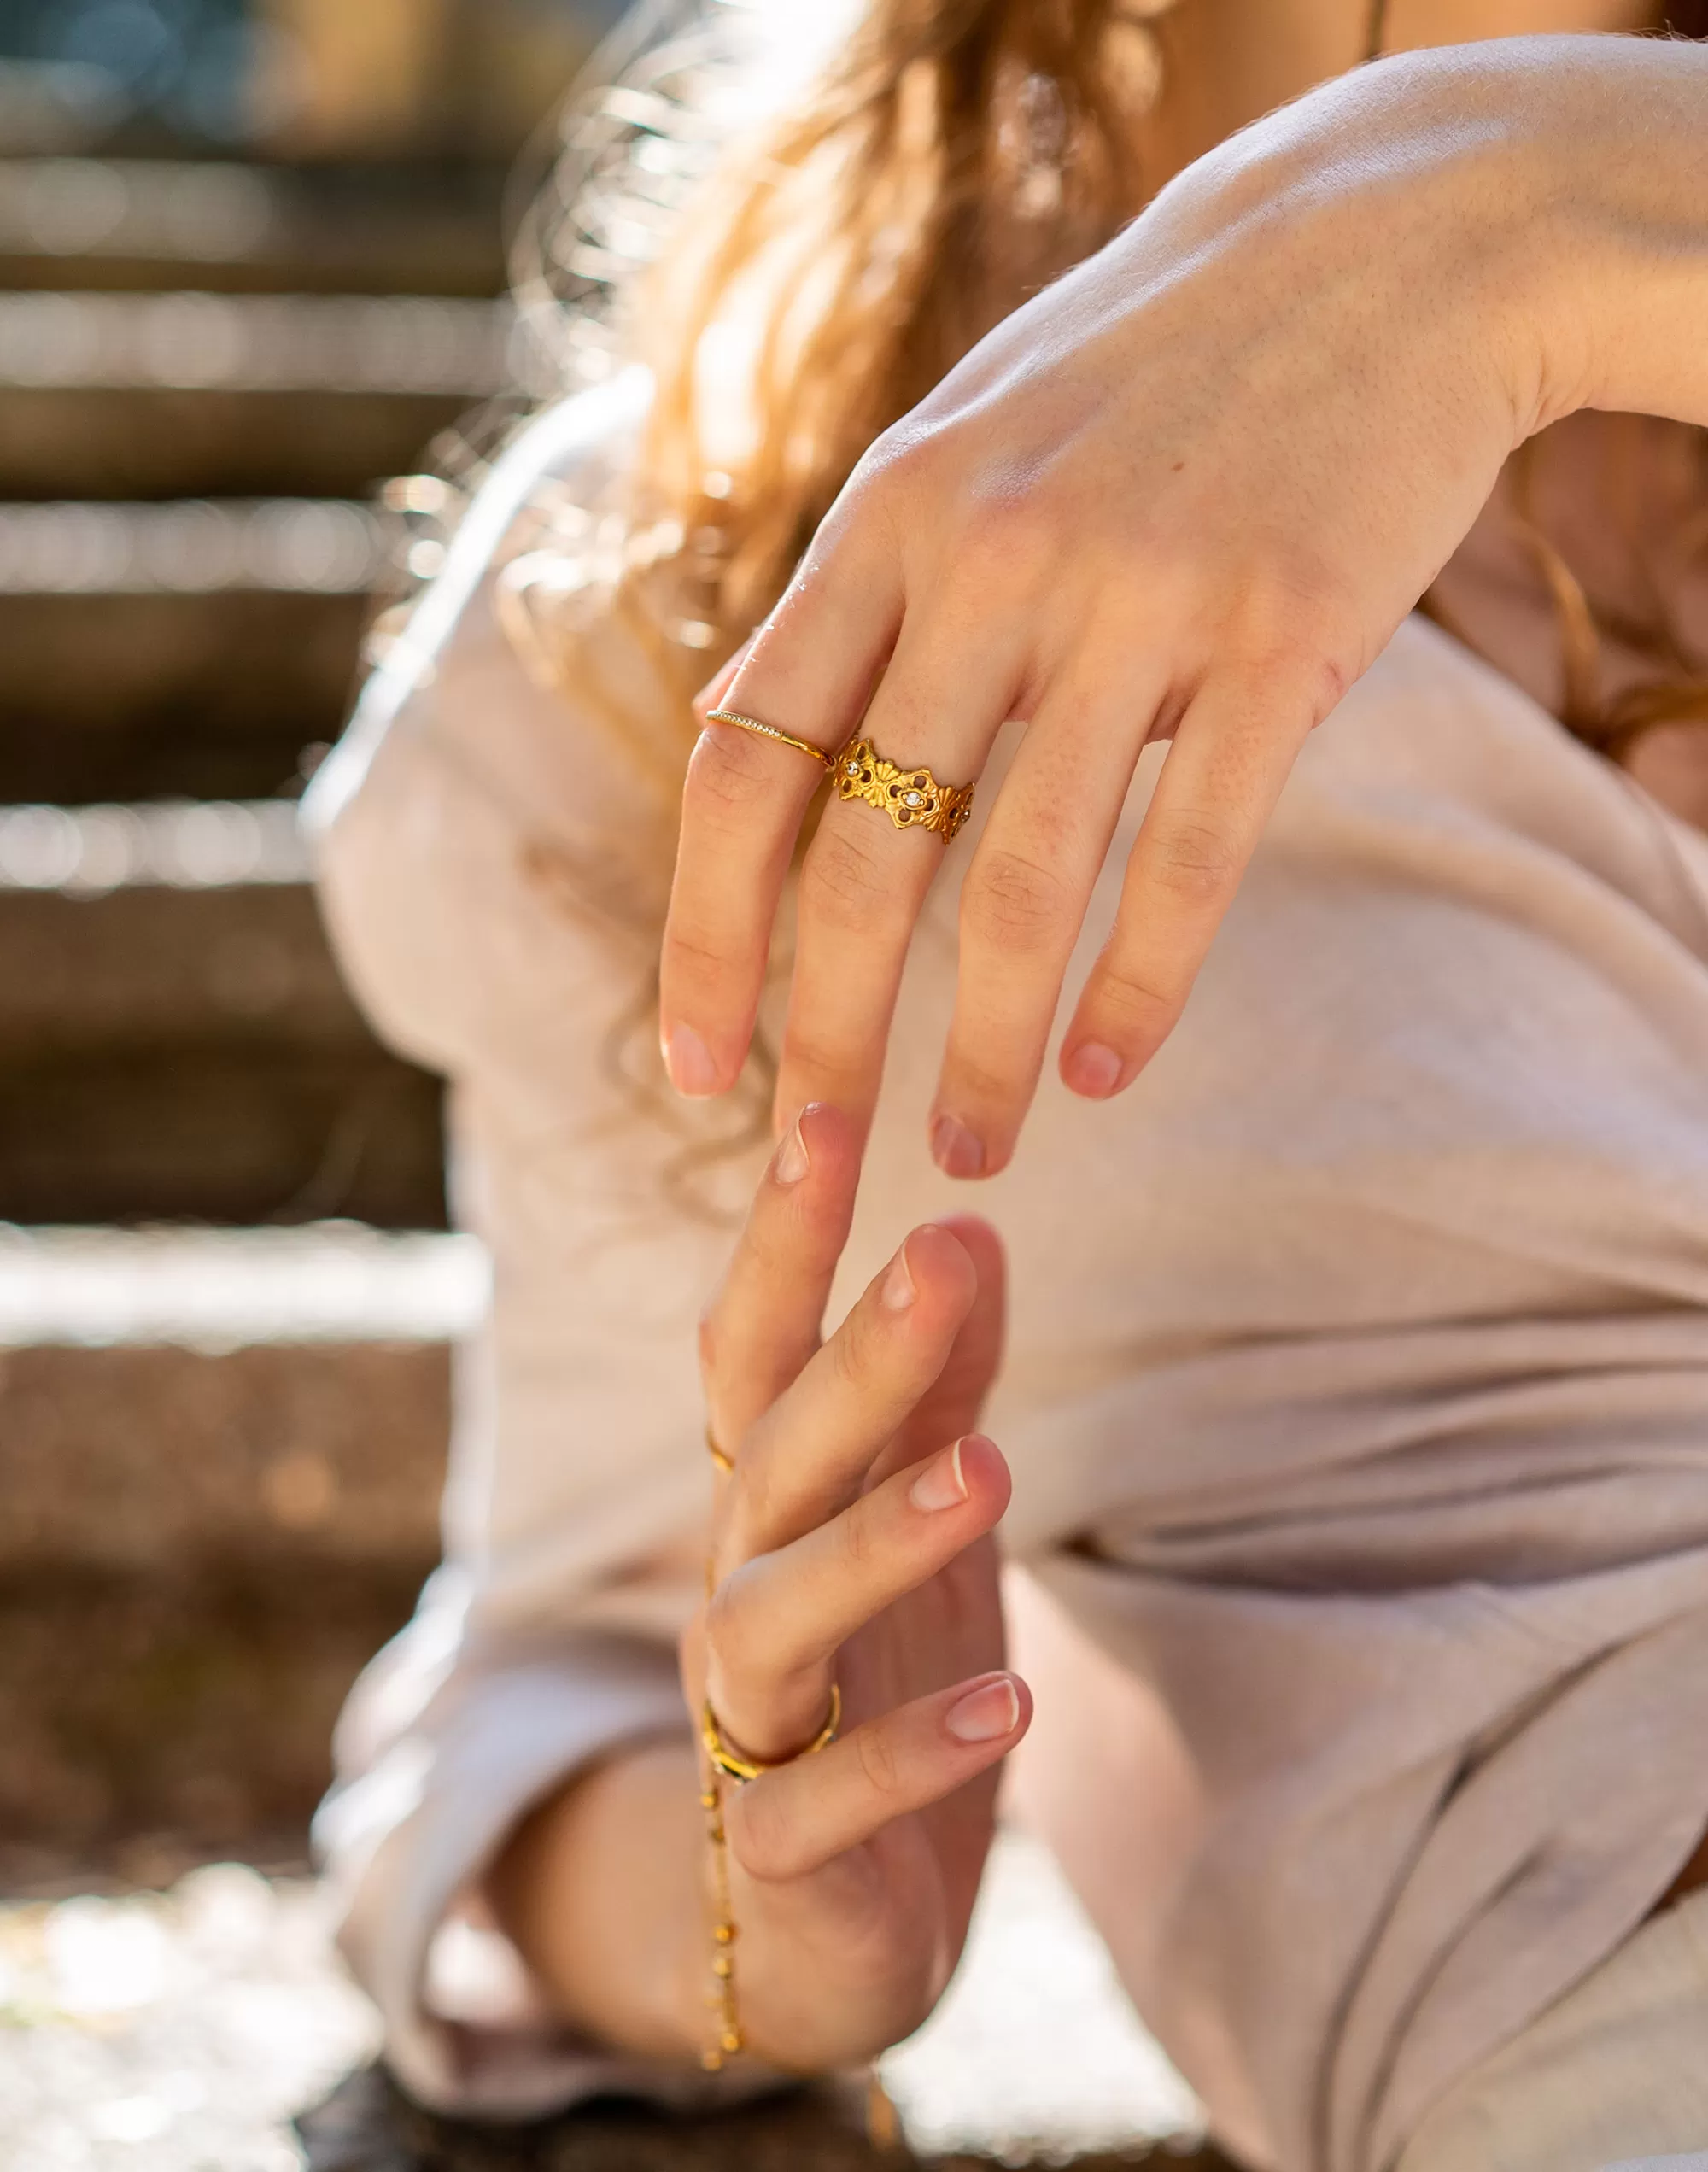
[488, 1737, 708, 2063]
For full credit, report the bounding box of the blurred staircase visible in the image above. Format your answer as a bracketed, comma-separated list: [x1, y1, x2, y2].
[0, 153, 505, 1881]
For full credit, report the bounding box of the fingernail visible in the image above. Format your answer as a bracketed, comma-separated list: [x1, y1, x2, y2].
[945, 1675, 1020, 1744]
[1064, 1042, 1124, 1098]
[773, 1113, 810, 1186]
[909, 1438, 968, 1513]
[930, 1114, 986, 1180]
[881, 1239, 918, 1312]
[664, 1022, 720, 1098]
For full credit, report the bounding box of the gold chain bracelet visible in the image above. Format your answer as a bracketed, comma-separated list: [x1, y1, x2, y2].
[699, 1520, 744, 2071]
[696, 1443, 901, 2142]
[698, 1752, 744, 2071]
[697, 1455, 840, 2070]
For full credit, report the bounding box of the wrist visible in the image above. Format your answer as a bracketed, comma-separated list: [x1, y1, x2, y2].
[1490, 35, 1708, 430]
[1228, 36, 1708, 448]
[488, 1738, 710, 2064]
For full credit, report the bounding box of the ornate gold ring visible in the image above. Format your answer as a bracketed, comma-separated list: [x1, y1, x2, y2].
[700, 1683, 842, 1784]
[834, 736, 975, 842]
[707, 708, 976, 843]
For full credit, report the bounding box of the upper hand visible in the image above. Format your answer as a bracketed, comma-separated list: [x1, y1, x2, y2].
[661, 42, 1572, 1173]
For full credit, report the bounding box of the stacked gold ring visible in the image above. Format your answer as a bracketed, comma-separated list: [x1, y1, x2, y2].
[707, 706, 975, 843]
[700, 1683, 842, 1784]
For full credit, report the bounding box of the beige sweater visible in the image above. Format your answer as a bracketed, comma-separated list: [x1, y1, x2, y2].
[307, 377, 1708, 2172]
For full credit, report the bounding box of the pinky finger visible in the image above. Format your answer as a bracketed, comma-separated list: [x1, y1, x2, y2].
[728, 1671, 1030, 1885]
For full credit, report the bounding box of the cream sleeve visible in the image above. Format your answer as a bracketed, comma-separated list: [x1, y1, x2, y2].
[304, 378, 776, 2116]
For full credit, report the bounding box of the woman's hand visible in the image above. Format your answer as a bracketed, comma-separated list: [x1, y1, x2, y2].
[683, 1099, 1027, 2070]
[661, 36, 1708, 1175]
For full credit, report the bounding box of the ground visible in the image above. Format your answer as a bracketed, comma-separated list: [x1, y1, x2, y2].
[0, 1834, 1236, 2172]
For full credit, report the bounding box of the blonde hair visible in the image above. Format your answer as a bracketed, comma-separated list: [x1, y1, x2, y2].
[507, 2, 1708, 841]
[506, 3, 1161, 826]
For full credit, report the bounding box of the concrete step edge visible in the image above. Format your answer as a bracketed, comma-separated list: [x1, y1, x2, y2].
[0, 799, 311, 891]
[0, 289, 515, 395]
[0, 498, 388, 595]
[0, 1222, 483, 1349]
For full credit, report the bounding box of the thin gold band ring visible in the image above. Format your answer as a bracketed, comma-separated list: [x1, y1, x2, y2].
[706, 707, 835, 771]
[701, 1683, 842, 1784]
[705, 1424, 734, 1476]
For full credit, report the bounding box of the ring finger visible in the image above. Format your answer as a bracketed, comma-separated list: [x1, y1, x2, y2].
[728, 1671, 1032, 1886]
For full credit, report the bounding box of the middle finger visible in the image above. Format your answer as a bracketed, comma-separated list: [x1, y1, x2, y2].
[725, 1221, 980, 1566]
[700, 1100, 860, 1455]
[773, 612, 1027, 1138]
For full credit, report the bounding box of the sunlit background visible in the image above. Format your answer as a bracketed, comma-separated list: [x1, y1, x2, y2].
[0, 5, 1207, 2166]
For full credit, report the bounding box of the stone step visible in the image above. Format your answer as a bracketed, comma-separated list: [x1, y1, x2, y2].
[0, 1224, 470, 1856]
[0, 813, 446, 1227]
[0, 290, 514, 498]
[0, 157, 507, 296]
[0, 500, 384, 799]
[0, 1224, 475, 1566]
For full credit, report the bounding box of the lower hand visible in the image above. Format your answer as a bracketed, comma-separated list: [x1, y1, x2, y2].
[683, 1100, 1028, 2070]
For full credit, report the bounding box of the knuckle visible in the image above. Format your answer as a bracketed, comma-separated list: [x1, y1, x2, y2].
[799, 822, 895, 934]
[1144, 813, 1243, 910]
[728, 1782, 798, 1883]
[855, 1722, 904, 1803]
[834, 1498, 878, 1580]
[684, 723, 777, 821]
[702, 1575, 748, 1677]
[781, 1018, 875, 1098]
[661, 918, 736, 986]
[944, 1046, 1012, 1109]
[828, 1308, 876, 1397]
[1223, 573, 1358, 723]
[961, 845, 1073, 955]
[1091, 956, 1182, 1035]
[956, 472, 1061, 582]
[728, 1467, 775, 1560]
[703, 1563, 774, 1692]
[862, 416, 948, 498]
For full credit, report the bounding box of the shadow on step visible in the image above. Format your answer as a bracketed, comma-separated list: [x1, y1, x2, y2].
[299, 2064, 1240, 2172]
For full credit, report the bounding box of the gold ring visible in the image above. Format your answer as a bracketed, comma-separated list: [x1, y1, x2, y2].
[834, 736, 975, 841]
[706, 707, 835, 772]
[700, 1683, 842, 1784]
[705, 1424, 734, 1476]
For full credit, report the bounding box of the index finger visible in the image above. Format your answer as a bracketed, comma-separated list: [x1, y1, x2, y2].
[658, 526, 900, 1101]
[700, 1101, 859, 1455]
